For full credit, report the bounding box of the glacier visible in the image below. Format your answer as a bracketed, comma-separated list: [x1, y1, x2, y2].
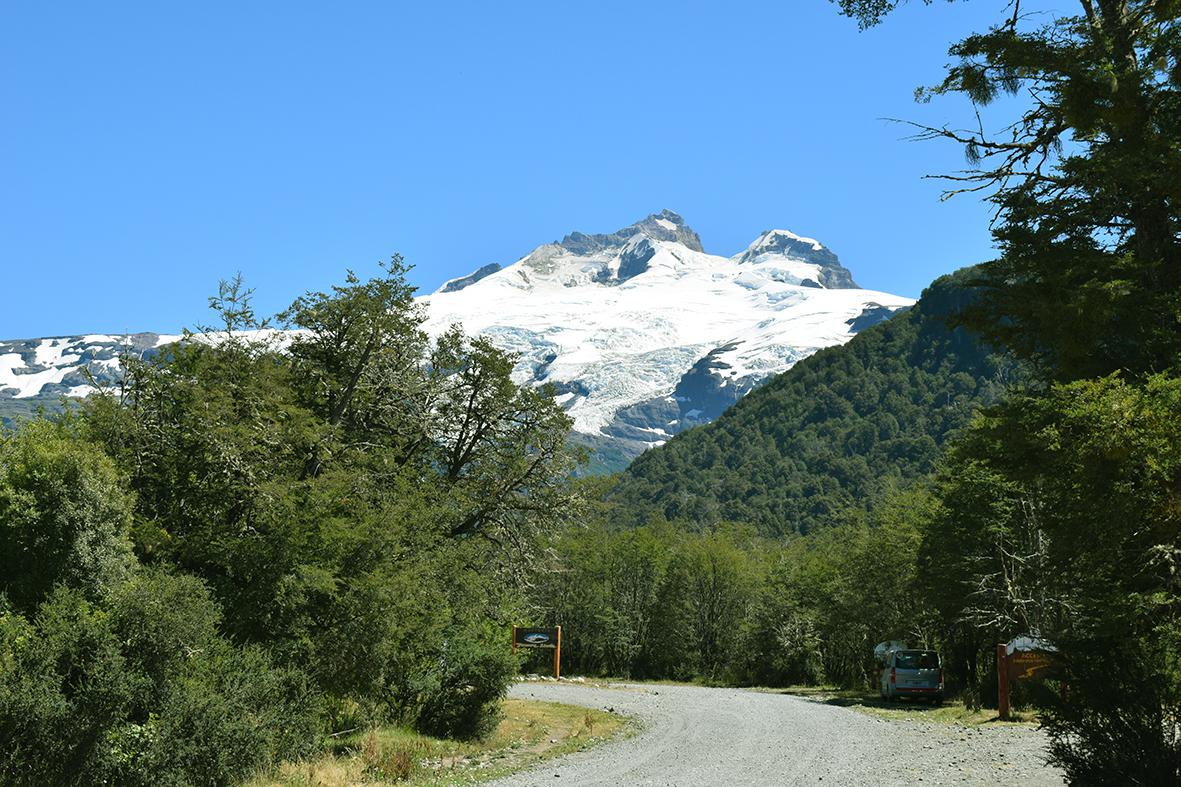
[420, 210, 913, 468]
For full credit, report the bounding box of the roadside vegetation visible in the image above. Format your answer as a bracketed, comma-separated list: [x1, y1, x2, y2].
[0, 262, 583, 785]
[251, 699, 627, 787]
[2, 0, 1178, 784]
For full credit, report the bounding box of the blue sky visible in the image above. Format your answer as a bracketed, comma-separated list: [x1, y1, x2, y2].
[1, 1, 1047, 338]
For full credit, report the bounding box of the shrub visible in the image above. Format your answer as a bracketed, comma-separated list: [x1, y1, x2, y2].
[412, 631, 516, 740]
[1041, 635, 1181, 785]
[0, 588, 135, 785]
[145, 643, 322, 785]
[109, 568, 221, 706]
[0, 422, 134, 613]
[0, 578, 322, 786]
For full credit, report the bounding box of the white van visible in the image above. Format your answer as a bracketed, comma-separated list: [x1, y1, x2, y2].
[880, 649, 944, 704]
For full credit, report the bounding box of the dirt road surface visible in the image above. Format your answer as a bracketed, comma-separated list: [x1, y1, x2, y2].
[491, 681, 1064, 787]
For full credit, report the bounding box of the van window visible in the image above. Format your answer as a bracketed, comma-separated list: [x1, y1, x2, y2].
[894, 650, 939, 669]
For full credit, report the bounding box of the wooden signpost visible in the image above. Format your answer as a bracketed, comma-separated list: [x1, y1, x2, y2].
[512, 626, 562, 679]
[997, 640, 1056, 719]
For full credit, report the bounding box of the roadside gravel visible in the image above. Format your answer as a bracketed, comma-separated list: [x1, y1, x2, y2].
[490, 681, 1063, 787]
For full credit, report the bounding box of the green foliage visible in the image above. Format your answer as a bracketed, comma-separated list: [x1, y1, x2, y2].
[1, 264, 579, 782]
[0, 588, 134, 784]
[0, 576, 321, 787]
[926, 376, 1181, 779]
[829, 1, 1181, 778]
[611, 268, 1012, 536]
[411, 627, 518, 741]
[531, 520, 769, 683]
[1040, 634, 1181, 785]
[534, 492, 932, 689]
[74, 264, 576, 731]
[146, 642, 321, 787]
[0, 420, 134, 613]
[109, 569, 222, 706]
[842, 0, 1181, 381]
[739, 492, 935, 689]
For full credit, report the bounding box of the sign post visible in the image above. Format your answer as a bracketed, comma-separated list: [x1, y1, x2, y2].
[513, 626, 562, 679]
[996, 644, 1011, 720]
[998, 635, 1057, 721]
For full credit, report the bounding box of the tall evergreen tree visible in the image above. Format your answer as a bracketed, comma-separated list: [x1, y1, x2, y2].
[838, 0, 1181, 380]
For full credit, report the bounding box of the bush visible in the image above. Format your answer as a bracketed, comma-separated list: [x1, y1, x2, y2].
[0, 588, 136, 785]
[146, 643, 322, 786]
[0, 422, 134, 613]
[412, 631, 516, 741]
[110, 568, 222, 704]
[1041, 635, 1181, 785]
[0, 579, 322, 786]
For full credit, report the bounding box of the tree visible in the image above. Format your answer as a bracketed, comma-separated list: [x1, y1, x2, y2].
[280, 257, 430, 475]
[78, 265, 579, 742]
[428, 328, 580, 559]
[833, 1, 1181, 775]
[835, 0, 1181, 381]
[925, 376, 1181, 779]
[0, 421, 134, 613]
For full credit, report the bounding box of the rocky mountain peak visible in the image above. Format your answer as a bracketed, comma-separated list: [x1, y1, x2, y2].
[558, 209, 704, 256]
[437, 262, 501, 293]
[732, 229, 858, 289]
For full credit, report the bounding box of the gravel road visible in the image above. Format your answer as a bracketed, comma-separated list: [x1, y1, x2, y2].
[491, 681, 1064, 787]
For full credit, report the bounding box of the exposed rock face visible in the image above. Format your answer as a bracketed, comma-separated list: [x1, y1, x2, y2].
[733, 229, 859, 288]
[0, 333, 165, 400]
[847, 303, 907, 332]
[439, 262, 501, 293]
[558, 209, 704, 256]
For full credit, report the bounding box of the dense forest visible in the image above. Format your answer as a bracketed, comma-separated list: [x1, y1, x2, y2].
[611, 267, 1015, 535]
[536, 0, 1181, 782]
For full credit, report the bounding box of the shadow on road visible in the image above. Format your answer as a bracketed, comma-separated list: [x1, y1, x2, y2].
[766, 686, 1015, 725]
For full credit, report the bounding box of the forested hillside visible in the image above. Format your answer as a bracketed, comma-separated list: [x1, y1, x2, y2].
[610, 267, 1017, 535]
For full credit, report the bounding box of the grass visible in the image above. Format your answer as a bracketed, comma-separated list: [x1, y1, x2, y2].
[249, 698, 631, 787]
[768, 684, 1039, 725]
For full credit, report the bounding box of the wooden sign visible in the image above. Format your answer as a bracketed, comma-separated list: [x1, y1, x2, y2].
[513, 627, 560, 650]
[512, 626, 562, 679]
[997, 641, 1057, 719]
[1008, 650, 1054, 681]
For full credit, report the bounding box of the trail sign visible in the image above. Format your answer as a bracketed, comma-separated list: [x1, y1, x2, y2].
[997, 635, 1058, 719]
[514, 627, 559, 649]
[1008, 650, 1054, 681]
[512, 625, 562, 679]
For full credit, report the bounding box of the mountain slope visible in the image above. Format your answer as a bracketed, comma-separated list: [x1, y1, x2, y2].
[608, 268, 1018, 535]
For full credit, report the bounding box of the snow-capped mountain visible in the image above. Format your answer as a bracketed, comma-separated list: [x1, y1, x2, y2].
[0, 211, 913, 471]
[421, 210, 913, 468]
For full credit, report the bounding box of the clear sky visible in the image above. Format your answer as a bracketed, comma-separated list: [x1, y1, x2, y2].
[1, 1, 1047, 338]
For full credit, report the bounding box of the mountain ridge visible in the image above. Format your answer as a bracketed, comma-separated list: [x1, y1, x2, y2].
[420, 211, 911, 469]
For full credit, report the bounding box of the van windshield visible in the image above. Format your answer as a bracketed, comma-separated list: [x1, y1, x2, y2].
[894, 651, 939, 670]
